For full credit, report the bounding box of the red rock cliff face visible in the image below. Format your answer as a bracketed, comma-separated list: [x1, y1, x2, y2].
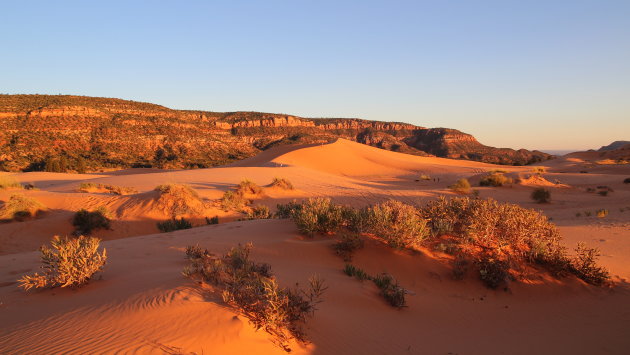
[0, 94, 551, 171]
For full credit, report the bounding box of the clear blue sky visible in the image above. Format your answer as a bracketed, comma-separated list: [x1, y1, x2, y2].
[2, 1, 629, 150]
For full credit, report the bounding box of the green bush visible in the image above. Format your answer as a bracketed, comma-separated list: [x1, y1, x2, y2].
[18, 235, 107, 290]
[449, 178, 471, 194]
[270, 177, 294, 190]
[333, 233, 365, 262]
[275, 201, 302, 219]
[366, 199, 429, 249]
[0, 193, 46, 221]
[291, 198, 345, 237]
[72, 207, 111, 235]
[479, 172, 513, 187]
[182, 243, 326, 352]
[157, 217, 193, 232]
[531, 188, 551, 203]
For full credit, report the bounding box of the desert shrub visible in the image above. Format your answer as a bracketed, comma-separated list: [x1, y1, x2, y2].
[0, 193, 46, 221]
[18, 235, 107, 290]
[585, 211, 592, 217]
[270, 177, 294, 190]
[342, 206, 372, 234]
[154, 183, 205, 216]
[185, 244, 209, 260]
[417, 174, 431, 181]
[532, 167, 546, 174]
[333, 233, 365, 262]
[366, 199, 429, 249]
[624, 177, 630, 184]
[78, 182, 137, 195]
[343, 263, 370, 280]
[531, 188, 551, 203]
[237, 179, 263, 195]
[72, 207, 111, 235]
[206, 215, 219, 224]
[479, 172, 513, 187]
[598, 190, 608, 196]
[596, 209, 608, 218]
[246, 205, 272, 220]
[0, 175, 22, 189]
[157, 217, 193, 232]
[451, 255, 470, 280]
[575, 212, 582, 217]
[450, 178, 471, 194]
[371, 273, 407, 308]
[291, 197, 345, 237]
[420, 197, 609, 287]
[570, 243, 610, 286]
[182, 243, 326, 351]
[221, 190, 248, 211]
[275, 201, 302, 219]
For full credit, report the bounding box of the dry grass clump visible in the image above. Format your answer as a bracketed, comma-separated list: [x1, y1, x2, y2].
[420, 197, 609, 288]
[332, 233, 365, 262]
[343, 264, 406, 308]
[289, 197, 346, 237]
[479, 172, 513, 187]
[595, 209, 608, 218]
[18, 235, 107, 290]
[270, 177, 294, 190]
[0, 175, 23, 190]
[531, 187, 551, 203]
[245, 205, 272, 220]
[157, 217, 193, 232]
[154, 183, 205, 217]
[220, 190, 249, 211]
[449, 178, 471, 194]
[237, 179, 263, 195]
[0, 193, 46, 221]
[78, 182, 137, 195]
[72, 207, 111, 235]
[182, 243, 326, 352]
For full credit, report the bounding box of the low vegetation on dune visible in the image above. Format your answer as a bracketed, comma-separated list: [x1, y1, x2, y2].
[18, 235, 107, 290]
[479, 172, 513, 187]
[157, 217, 193, 232]
[0, 174, 23, 190]
[449, 178, 471, 194]
[78, 182, 138, 195]
[245, 205, 272, 220]
[237, 179, 263, 195]
[332, 233, 365, 262]
[154, 183, 205, 216]
[531, 187, 551, 203]
[281, 197, 610, 289]
[72, 207, 111, 235]
[344, 264, 407, 308]
[624, 177, 630, 184]
[0, 193, 46, 221]
[205, 215, 219, 224]
[182, 243, 326, 352]
[270, 177, 294, 190]
[219, 179, 265, 212]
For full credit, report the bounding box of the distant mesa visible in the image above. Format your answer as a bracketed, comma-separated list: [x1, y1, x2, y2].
[0, 94, 551, 172]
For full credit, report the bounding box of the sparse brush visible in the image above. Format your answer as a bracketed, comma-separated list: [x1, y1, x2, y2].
[221, 190, 248, 211]
[0, 193, 46, 221]
[531, 188, 551, 203]
[479, 172, 513, 187]
[342, 206, 372, 234]
[624, 177, 630, 184]
[205, 215, 219, 224]
[185, 244, 210, 260]
[246, 205, 272, 220]
[275, 201, 302, 219]
[332, 234, 365, 261]
[585, 211, 592, 217]
[417, 174, 431, 181]
[571, 243, 610, 286]
[183, 243, 326, 352]
[596, 209, 608, 218]
[237, 179, 263, 195]
[78, 182, 137, 195]
[72, 207, 111, 235]
[598, 190, 609, 197]
[343, 263, 370, 280]
[372, 273, 407, 308]
[476, 252, 510, 289]
[449, 178, 471, 194]
[18, 235, 107, 290]
[157, 217, 193, 232]
[270, 177, 294, 190]
[365, 199, 428, 249]
[154, 183, 204, 216]
[532, 167, 546, 174]
[291, 197, 345, 237]
[0, 175, 23, 190]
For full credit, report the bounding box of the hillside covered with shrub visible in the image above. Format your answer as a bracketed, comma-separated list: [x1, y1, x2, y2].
[0, 95, 551, 171]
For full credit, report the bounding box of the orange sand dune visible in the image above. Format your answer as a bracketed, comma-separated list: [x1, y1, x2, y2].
[1, 139, 630, 354]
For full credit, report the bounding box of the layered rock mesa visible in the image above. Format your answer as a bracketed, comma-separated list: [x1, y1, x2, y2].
[0, 95, 551, 171]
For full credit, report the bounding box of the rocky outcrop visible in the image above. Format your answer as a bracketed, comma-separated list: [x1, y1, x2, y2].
[0, 94, 552, 171]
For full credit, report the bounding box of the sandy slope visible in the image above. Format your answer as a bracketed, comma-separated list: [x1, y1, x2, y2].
[1, 139, 629, 354]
